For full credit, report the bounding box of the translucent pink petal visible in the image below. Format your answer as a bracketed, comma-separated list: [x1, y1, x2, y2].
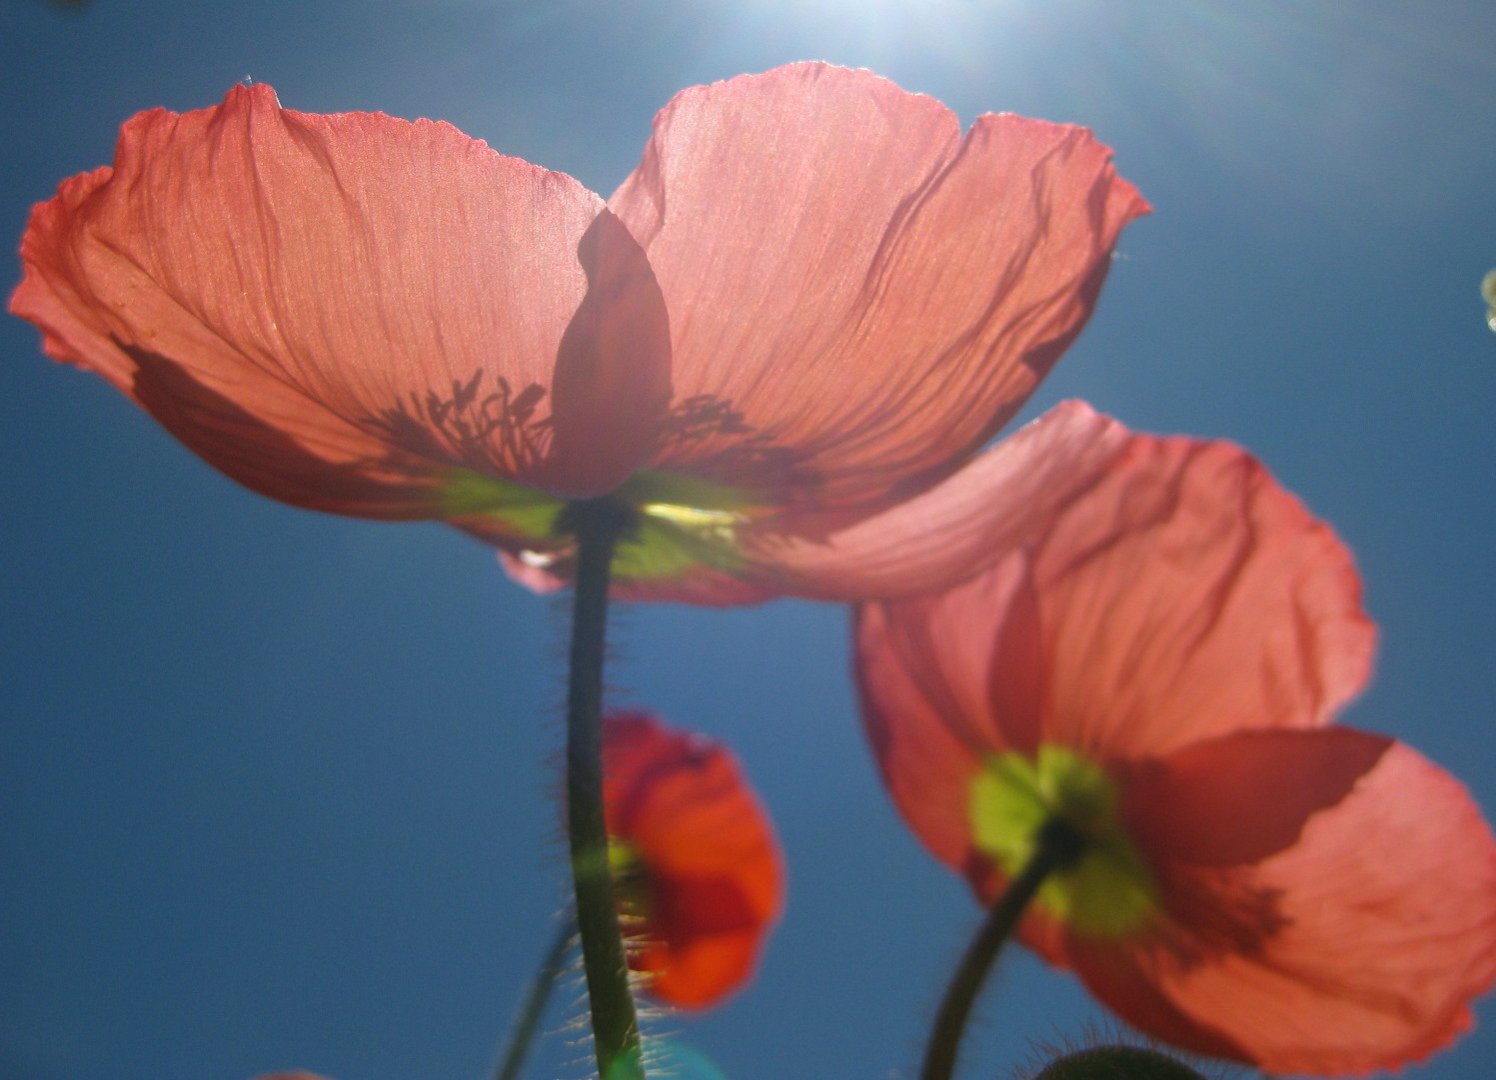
[511, 400, 1131, 604]
[11, 84, 670, 511]
[1122, 727, 1390, 866]
[857, 418, 1370, 759]
[856, 572, 1017, 870]
[612, 62, 1148, 519]
[1068, 734, 1496, 1075]
[1022, 920, 1252, 1064]
[542, 209, 672, 495]
[1025, 433, 1374, 758]
[741, 401, 1131, 601]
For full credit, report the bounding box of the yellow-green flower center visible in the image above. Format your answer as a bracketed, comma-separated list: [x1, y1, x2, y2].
[608, 839, 653, 924]
[441, 467, 758, 580]
[969, 746, 1157, 937]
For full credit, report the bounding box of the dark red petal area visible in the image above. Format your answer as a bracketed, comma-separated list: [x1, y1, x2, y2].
[1122, 727, 1391, 866]
[1060, 734, 1496, 1075]
[602, 713, 783, 1009]
[612, 62, 1147, 520]
[11, 84, 670, 512]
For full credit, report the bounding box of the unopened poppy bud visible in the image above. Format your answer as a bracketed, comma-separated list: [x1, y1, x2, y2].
[1032, 1045, 1208, 1080]
[601, 712, 784, 1009]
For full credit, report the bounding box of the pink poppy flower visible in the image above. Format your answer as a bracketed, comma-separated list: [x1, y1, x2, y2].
[603, 712, 783, 1009]
[12, 63, 1146, 603]
[855, 412, 1496, 1075]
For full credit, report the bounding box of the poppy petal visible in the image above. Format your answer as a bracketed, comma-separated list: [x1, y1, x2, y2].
[1024, 431, 1374, 758]
[855, 558, 1029, 871]
[741, 401, 1131, 602]
[1075, 735, 1496, 1074]
[16, 164, 441, 517]
[1024, 918, 1254, 1065]
[602, 713, 783, 1009]
[646, 891, 770, 1010]
[1122, 727, 1391, 867]
[11, 84, 670, 509]
[856, 412, 1374, 746]
[542, 208, 672, 496]
[499, 400, 1131, 604]
[612, 62, 1147, 517]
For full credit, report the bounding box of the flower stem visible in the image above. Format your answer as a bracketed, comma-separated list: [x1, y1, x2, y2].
[562, 497, 644, 1080]
[921, 817, 1086, 1080]
[493, 916, 574, 1080]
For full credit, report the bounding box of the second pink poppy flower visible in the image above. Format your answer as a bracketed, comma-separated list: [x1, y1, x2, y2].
[855, 413, 1496, 1075]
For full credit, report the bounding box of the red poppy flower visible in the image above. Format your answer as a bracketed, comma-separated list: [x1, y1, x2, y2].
[855, 413, 1496, 1075]
[602, 712, 783, 1009]
[12, 64, 1146, 603]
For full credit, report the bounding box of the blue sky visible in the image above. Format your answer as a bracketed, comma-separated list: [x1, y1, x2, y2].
[2, 2, 1494, 1079]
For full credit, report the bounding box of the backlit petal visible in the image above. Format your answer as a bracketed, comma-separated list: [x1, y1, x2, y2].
[861, 415, 1370, 756]
[742, 401, 1131, 602]
[1023, 919, 1253, 1064]
[1076, 736, 1496, 1074]
[856, 572, 1015, 869]
[11, 84, 670, 509]
[853, 414, 1492, 1073]
[644, 889, 770, 1011]
[612, 62, 1147, 517]
[856, 420, 1376, 881]
[503, 401, 1131, 604]
[602, 713, 783, 1009]
[1025, 432, 1373, 757]
[1122, 727, 1390, 866]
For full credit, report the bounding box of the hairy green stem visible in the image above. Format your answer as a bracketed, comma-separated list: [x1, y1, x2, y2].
[563, 497, 643, 1080]
[921, 818, 1086, 1080]
[493, 917, 574, 1080]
